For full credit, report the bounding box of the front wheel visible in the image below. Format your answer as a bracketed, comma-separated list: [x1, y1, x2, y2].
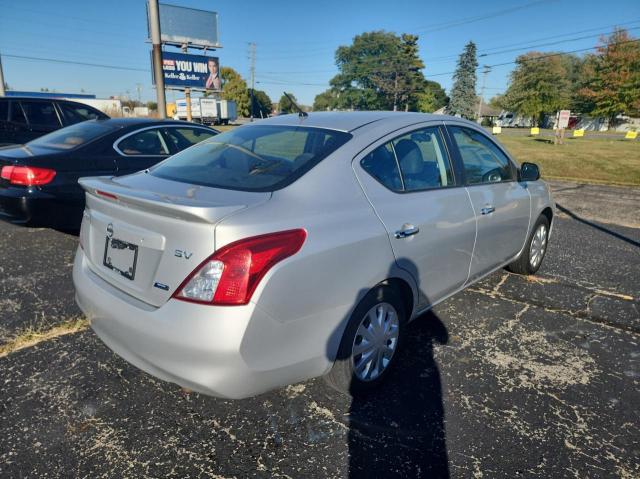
[324, 285, 406, 396]
[506, 215, 550, 275]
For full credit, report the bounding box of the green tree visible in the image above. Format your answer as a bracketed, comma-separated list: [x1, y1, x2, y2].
[415, 80, 448, 112]
[329, 31, 426, 111]
[313, 89, 339, 111]
[501, 52, 571, 126]
[250, 89, 273, 118]
[146, 101, 158, 111]
[278, 93, 299, 114]
[577, 29, 640, 127]
[221, 67, 250, 117]
[448, 41, 478, 120]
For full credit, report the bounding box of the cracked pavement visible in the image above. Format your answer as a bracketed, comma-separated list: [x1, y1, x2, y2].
[0, 183, 638, 478]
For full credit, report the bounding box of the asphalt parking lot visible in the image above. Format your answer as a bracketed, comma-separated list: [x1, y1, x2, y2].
[0, 183, 638, 478]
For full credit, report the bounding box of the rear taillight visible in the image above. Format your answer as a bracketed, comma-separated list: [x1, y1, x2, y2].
[1, 166, 56, 186]
[173, 229, 307, 306]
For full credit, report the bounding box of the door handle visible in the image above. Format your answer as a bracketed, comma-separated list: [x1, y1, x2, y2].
[480, 206, 495, 215]
[395, 224, 420, 239]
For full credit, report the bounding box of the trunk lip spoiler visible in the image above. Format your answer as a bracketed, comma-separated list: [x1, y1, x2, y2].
[79, 176, 269, 225]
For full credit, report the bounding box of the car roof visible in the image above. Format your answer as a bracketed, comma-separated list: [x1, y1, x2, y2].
[253, 111, 476, 133]
[89, 118, 216, 129]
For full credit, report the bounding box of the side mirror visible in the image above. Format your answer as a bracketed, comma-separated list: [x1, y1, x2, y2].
[520, 162, 540, 182]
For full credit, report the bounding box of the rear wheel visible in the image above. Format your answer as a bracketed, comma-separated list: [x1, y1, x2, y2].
[324, 285, 406, 396]
[506, 215, 550, 275]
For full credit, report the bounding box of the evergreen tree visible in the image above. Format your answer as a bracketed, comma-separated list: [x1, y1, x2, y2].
[448, 41, 478, 120]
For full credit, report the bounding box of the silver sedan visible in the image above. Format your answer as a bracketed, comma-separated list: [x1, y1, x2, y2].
[73, 112, 554, 399]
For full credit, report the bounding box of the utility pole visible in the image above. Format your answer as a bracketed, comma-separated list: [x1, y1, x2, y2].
[182, 44, 192, 121]
[249, 42, 256, 121]
[136, 83, 142, 104]
[148, 0, 167, 118]
[0, 53, 6, 96]
[477, 65, 490, 123]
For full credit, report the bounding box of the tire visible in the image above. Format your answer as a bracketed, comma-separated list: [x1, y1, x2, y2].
[324, 285, 406, 396]
[506, 215, 550, 275]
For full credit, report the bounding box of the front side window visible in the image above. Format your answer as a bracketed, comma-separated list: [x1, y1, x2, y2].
[117, 129, 169, 156]
[163, 127, 217, 151]
[20, 101, 60, 127]
[392, 127, 453, 191]
[151, 125, 351, 191]
[449, 126, 514, 184]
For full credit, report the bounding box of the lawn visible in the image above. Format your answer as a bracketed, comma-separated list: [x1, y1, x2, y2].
[496, 135, 640, 186]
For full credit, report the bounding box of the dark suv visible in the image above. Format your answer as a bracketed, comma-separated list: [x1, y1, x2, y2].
[0, 97, 109, 146]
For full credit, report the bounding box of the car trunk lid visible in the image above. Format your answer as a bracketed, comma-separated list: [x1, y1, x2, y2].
[79, 172, 270, 307]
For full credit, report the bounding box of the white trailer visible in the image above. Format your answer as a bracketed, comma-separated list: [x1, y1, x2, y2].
[175, 98, 237, 125]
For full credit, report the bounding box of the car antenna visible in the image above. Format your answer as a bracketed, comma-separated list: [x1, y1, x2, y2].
[283, 92, 308, 118]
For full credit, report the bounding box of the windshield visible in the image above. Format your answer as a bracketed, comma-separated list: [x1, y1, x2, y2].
[28, 121, 118, 150]
[150, 125, 352, 192]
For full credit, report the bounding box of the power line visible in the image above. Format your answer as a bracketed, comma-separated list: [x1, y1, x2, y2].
[2, 54, 149, 72]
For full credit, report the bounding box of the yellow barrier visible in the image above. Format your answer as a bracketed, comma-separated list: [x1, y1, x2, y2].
[492, 126, 502, 135]
[625, 131, 638, 139]
[530, 127, 540, 135]
[573, 129, 585, 137]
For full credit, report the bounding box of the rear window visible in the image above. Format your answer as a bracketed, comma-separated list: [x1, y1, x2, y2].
[150, 125, 351, 191]
[28, 121, 118, 150]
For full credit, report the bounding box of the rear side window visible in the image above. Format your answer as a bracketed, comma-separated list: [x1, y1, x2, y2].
[163, 127, 216, 151]
[392, 127, 453, 191]
[151, 125, 351, 191]
[361, 143, 402, 191]
[449, 126, 514, 184]
[58, 103, 103, 124]
[0, 101, 8, 121]
[117, 129, 169, 156]
[20, 101, 60, 127]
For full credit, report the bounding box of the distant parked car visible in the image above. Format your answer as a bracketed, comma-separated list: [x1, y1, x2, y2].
[72, 112, 554, 399]
[0, 96, 109, 146]
[0, 118, 218, 229]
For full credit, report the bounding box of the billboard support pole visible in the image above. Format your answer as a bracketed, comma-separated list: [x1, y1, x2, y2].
[0, 53, 6, 96]
[182, 44, 192, 122]
[148, 0, 167, 118]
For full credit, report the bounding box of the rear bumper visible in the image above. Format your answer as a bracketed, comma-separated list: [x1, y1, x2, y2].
[73, 248, 329, 398]
[0, 187, 83, 229]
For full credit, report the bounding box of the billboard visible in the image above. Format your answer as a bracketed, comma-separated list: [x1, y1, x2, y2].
[148, 3, 220, 49]
[153, 51, 222, 91]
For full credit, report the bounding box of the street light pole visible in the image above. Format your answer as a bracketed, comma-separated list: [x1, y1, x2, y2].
[477, 65, 490, 123]
[0, 53, 6, 96]
[148, 0, 167, 118]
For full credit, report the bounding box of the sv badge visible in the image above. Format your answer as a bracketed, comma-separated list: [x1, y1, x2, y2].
[174, 249, 193, 259]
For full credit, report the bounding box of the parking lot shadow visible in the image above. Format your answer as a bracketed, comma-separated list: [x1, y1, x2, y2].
[346, 310, 450, 478]
[556, 203, 640, 248]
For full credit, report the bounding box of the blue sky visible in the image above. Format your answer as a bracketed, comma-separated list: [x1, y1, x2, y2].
[1, 0, 639, 106]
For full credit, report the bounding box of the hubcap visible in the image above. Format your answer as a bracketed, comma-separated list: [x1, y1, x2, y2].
[529, 224, 548, 268]
[352, 302, 400, 382]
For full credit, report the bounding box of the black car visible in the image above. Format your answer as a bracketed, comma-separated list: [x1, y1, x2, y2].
[0, 97, 109, 146]
[0, 118, 218, 229]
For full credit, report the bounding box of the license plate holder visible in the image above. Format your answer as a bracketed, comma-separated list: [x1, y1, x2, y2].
[103, 236, 138, 281]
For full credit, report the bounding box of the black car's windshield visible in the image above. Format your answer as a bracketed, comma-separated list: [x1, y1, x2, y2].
[28, 121, 118, 150]
[150, 125, 351, 192]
